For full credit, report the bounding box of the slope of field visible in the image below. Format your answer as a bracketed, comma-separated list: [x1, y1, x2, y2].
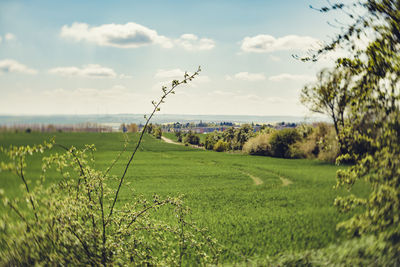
[0, 132, 368, 263]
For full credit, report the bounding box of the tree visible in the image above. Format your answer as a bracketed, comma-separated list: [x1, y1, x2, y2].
[153, 126, 162, 139]
[306, 0, 400, 257]
[233, 124, 253, 150]
[301, 67, 353, 155]
[146, 123, 154, 134]
[213, 140, 229, 152]
[204, 131, 221, 150]
[268, 128, 301, 158]
[175, 131, 183, 142]
[184, 131, 200, 145]
[222, 127, 235, 149]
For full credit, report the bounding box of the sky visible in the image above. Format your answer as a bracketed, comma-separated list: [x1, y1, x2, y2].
[0, 0, 348, 117]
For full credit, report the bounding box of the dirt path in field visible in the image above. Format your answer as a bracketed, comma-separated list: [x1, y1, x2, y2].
[240, 171, 263, 185]
[161, 136, 204, 149]
[240, 170, 292, 186]
[278, 175, 292, 186]
[161, 136, 180, 145]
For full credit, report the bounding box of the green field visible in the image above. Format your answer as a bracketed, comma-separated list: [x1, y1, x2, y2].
[0, 132, 368, 263]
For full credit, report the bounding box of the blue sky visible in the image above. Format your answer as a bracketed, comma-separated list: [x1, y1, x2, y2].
[0, 0, 345, 116]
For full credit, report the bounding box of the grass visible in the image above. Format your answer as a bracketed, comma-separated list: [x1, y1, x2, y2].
[0, 132, 369, 263]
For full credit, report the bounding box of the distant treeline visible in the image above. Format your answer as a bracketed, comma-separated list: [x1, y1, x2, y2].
[0, 120, 299, 134]
[0, 123, 113, 133]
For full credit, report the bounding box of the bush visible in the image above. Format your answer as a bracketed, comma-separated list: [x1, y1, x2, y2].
[242, 134, 272, 156]
[317, 127, 339, 163]
[292, 123, 339, 161]
[294, 136, 317, 159]
[269, 128, 301, 158]
[0, 142, 218, 266]
[153, 126, 162, 139]
[213, 140, 229, 152]
[258, 126, 276, 135]
[175, 131, 183, 142]
[184, 131, 200, 145]
[146, 123, 154, 133]
[232, 124, 254, 150]
[204, 131, 221, 150]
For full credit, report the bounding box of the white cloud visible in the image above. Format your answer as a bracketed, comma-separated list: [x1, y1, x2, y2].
[30, 85, 145, 114]
[0, 59, 37, 74]
[155, 68, 210, 82]
[175, 34, 215, 51]
[61, 22, 173, 49]
[155, 68, 185, 79]
[225, 72, 266, 81]
[49, 64, 117, 78]
[235, 94, 260, 101]
[153, 68, 210, 91]
[5, 33, 16, 41]
[269, 55, 281, 62]
[118, 74, 133, 79]
[234, 94, 298, 104]
[265, 96, 296, 104]
[241, 34, 319, 53]
[208, 90, 235, 97]
[43, 85, 130, 99]
[0, 36, 2, 44]
[268, 73, 315, 82]
[60, 22, 215, 51]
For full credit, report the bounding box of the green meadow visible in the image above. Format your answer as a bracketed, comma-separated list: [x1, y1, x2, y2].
[0, 132, 368, 263]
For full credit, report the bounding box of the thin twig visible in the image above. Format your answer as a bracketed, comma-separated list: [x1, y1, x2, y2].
[7, 201, 29, 226]
[67, 226, 98, 265]
[56, 144, 86, 196]
[56, 144, 96, 229]
[103, 134, 129, 177]
[18, 158, 38, 221]
[126, 200, 169, 229]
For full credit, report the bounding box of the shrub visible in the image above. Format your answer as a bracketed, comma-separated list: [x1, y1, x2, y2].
[175, 131, 183, 142]
[296, 123, 314, 138]
[204, 131, 221, 150]
[269, 128, 301, 158]
[242, 134, 272, 156]
[221, 127, 235, 149]
[294, 135, 317, 159]
[153, 126, 162, 139]
[258, 126, 276, 135]
[232, 124, 254, 150]
[146, 123, 154, 133]
[317, 127, 339, 163]
[184, 131, 200, 145]
[0, 142, 218, 266]
[213, 140, 229, 152]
